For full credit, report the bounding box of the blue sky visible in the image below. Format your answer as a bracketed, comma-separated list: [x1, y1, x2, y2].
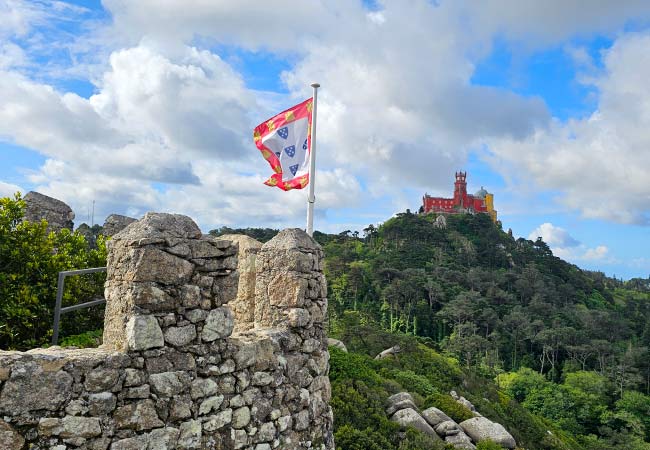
[2, 1, 650, 279]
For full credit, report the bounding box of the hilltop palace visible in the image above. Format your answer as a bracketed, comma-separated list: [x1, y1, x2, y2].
[421, 171, 497, 222]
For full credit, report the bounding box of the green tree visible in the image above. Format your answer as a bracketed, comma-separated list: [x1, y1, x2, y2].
[0, 193, 107, 349]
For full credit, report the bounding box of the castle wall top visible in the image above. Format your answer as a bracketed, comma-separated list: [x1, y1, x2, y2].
[0, 213, 334, 450]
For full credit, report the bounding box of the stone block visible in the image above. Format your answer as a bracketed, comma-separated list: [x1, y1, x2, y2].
[113, 400, 164, 431]
[150, 371, 188, 397]
[126, 315, 164, 351]
[0, 419, 24, 449]
[178, 419, 202, 449]
[201, 307, 234, 341]
[0, 361, 73, 414]
[204, 409, 232, 432]
[164, 325, 197, 347]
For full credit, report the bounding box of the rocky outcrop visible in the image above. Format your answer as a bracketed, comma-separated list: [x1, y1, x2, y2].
[388, 393, 514, 449]
[375, 344, 401, 360]
[386, 392, 418, 416]
[102, 214, 137, 236]
[385, 393, 442, 442]
[23, 191, 74, 232]
[451, 390, 481, 416]
[460, 417, 516, 449]
[0, 213, 334, 449]
[421, 406, 475, 449]
[392, 408, 441, 441]
[327, 338, 347, 352]
[421, 406, 452, 427]
[445, 430, 476, 450]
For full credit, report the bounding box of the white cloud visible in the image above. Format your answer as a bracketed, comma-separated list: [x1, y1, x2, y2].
[528, 222, 609, 262]
[583, 245, 609, 261]
[528, 222, 579, 248]
[461, 0, 650, 47]
[0, 180, 22, 197]
[489, 32, 650, 225]
[3, 0, 650, 234]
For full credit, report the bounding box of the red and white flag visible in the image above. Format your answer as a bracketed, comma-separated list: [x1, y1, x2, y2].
[253, 98, 313, 191]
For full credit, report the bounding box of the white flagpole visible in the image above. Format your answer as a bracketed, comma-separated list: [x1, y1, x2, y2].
[306, 82, 319, 237]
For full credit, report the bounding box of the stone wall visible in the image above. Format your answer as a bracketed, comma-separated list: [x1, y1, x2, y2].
[0, 213, 334, 450]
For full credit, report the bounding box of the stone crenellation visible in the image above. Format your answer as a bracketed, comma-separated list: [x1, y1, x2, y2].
[0, 212, 334, 450]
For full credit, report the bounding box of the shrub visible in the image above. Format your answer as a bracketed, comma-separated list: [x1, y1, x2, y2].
[334, 425, 394, 450]
[476, 440, 503, 450]
[381, 368, 439, 398]
[59, 329, 103, 348]
[329, 346, 382, 386]
[424, 393, 475, 423]
[0, 193, 107, 349]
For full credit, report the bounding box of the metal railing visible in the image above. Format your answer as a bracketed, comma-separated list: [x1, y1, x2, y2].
[51, 267, 107, 345]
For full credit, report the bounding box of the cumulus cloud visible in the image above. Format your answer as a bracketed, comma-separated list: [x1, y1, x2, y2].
[0, 44, 260, 184]
[489, 32, 650, 225]
[0, 180, 22, 197]
[3, 0, 650, 233]
[528, 222, 579, 248]
[461, 0, 650, 47]
[528, 222, 609, 261]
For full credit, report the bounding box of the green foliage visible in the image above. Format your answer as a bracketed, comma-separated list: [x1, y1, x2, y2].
[424, 393, 475, 423]
[497, 368, 549, 402]
[175, 211, 650, 448]
[381, 369, 438, 397]
[476, 440, 503, 450]
[329, 346, 382, 386]
[398, 428, 446, 450]
[334, 425, 394, 450]
[59, 329, 103, 348]
[0, 193, 107, 349]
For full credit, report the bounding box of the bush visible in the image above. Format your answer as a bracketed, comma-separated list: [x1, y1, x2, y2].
[424, 393, 475, 423]
[59, 329, 103, 348]
[329, 346, 382, 386]
[381, 368, 439, 398]
[334, 425, 393, 450]
[398, 428, 447, 450]
[476, 440, 503, 450]
[0, 193, 107, 349]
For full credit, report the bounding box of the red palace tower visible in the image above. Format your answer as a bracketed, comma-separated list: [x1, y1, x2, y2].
[421, 172, 497, 222]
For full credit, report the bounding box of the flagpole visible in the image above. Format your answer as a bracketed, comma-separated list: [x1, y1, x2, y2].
[306, 82, 319, 237]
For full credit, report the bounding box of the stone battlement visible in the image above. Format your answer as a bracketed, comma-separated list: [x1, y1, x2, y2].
[0, 213, 334, 450]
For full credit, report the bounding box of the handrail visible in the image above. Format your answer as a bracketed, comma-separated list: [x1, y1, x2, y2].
[51, 267, 107, 345]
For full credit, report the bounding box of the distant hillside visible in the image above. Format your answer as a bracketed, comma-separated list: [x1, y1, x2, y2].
[212, 211, 650, 449]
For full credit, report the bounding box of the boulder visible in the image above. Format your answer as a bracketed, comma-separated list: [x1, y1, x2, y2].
[375, 345, 401, 360]
[102, 214, 136, 236]
[23, 191, 74, 232]
[460, 417, 516, 449]
[391, 408, 441, 441]
[435, 420, 462, 436]
[327, 338, 347, 352]
[445, 431, 476, 450]
[386, 392, 418, 417]
[421, 407, 453, 427]
[450, 390, 481, 416]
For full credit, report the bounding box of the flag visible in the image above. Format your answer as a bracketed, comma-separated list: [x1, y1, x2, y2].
[254, 98, 313, 191]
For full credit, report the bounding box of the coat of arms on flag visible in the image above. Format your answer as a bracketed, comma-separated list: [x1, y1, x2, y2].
[254, 98, 313, 191]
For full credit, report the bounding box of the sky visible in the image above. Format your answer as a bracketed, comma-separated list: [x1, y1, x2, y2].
[1, 1, 650, 279]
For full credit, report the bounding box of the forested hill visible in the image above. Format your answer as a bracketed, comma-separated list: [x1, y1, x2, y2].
[213, 211, 650, 449]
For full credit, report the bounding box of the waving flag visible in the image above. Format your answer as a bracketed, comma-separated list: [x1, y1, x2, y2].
[254, 98, 313, 191]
